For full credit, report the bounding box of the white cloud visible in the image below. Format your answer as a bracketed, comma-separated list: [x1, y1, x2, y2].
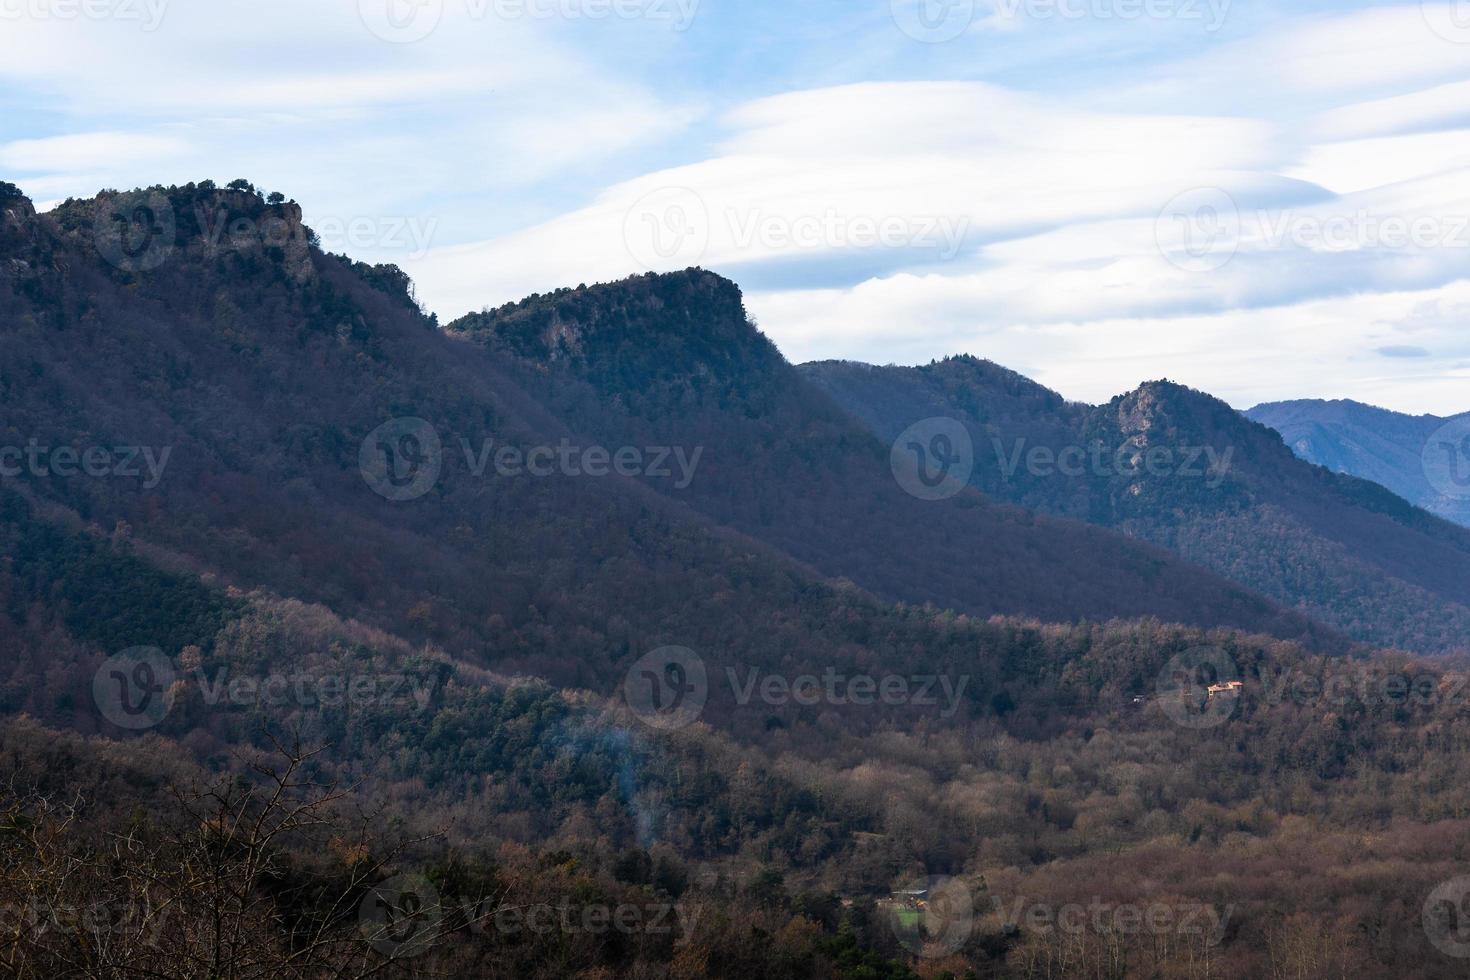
[1310, 79, 1470, 141]
[0, 131, 189, 171]
[0, 0, 698, 249]
[5, 1, 1470, 414]
[1289, 129, 1470, 194]
[406, 81, 1283, 315]
[1268, 6, 1470, 94]
[754, 279, 1470, 416]
[398, 25, 1470, 415]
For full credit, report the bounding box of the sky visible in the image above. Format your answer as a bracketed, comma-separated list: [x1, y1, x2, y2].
[2, 0, 1470, 413]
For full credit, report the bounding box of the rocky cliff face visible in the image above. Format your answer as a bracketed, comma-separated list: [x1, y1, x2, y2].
[0, 183, 35, 227]
[42, 184, 317, 285]
[0, 186, 50, 295]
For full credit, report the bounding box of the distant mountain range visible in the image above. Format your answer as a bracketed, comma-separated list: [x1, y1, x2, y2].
[1247, 399, 1470, 529]
[0, 181, 1336, 735]
[5, 178, 1466, 663]
[2, 178, 1461, 663]
[803, 357, 1470, 654]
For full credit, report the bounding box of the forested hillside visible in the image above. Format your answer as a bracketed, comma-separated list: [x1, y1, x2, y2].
[447, 273, 1327, 645]
[804, 356, 1470, 654]
[5, 182, 1470, 978]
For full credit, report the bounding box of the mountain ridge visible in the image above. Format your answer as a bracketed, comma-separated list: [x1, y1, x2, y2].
[0, 181, 1342, 707]
[1247, 397, 1470, 529]
[448, 270, 1336, 648]
[803, 356, 1470, 653]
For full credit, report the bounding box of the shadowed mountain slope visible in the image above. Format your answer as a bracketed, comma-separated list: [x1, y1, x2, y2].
[803, 356, 1470, 653]
[447, 271, 1334, 647]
